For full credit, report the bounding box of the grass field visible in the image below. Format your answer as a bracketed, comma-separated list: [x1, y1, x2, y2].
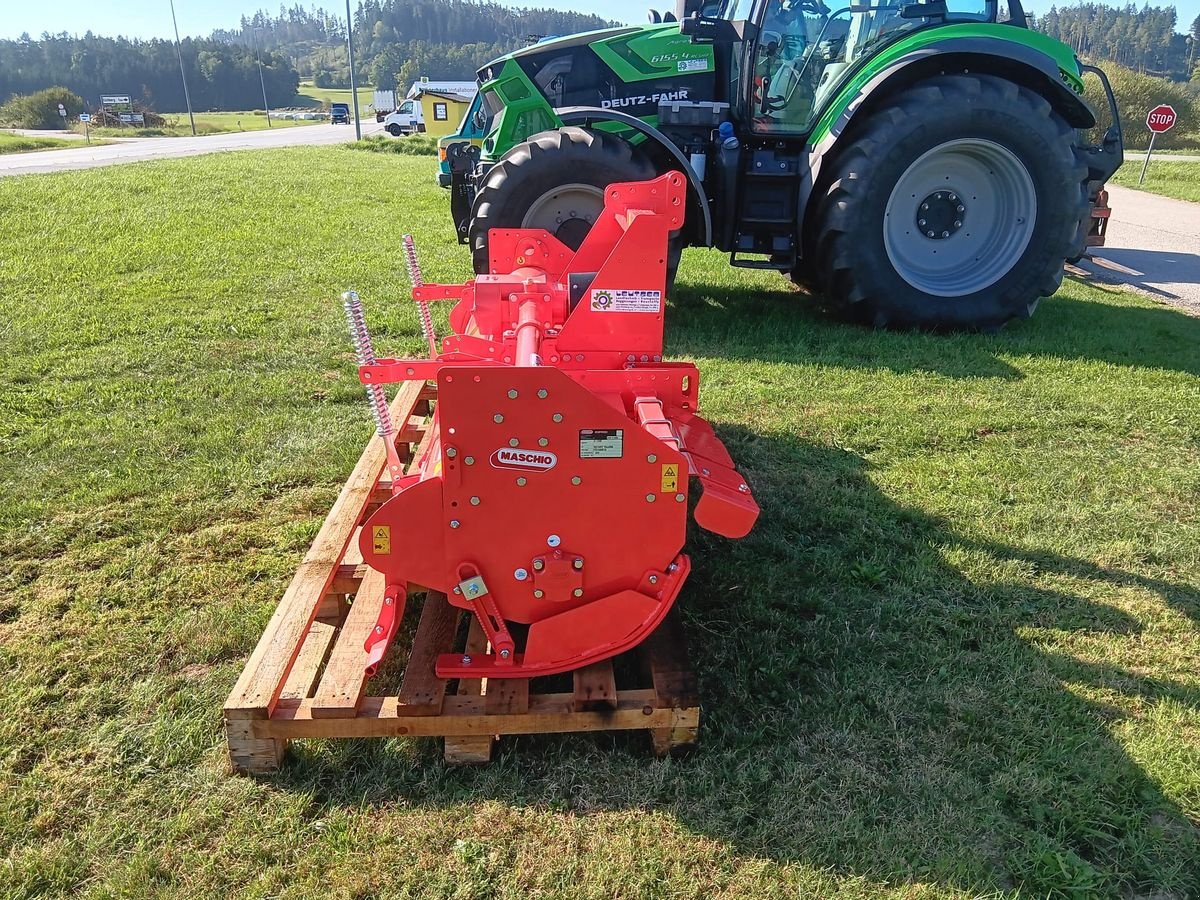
[0, 132, 108, 154]
[296, 81, 377, 110]
[1, 149, 1198, 899]
[1111, 160, 1200, 203]
[80, 111, 319, 139]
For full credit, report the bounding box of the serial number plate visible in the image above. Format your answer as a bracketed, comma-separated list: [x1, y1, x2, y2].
[579, 428, 623, 459]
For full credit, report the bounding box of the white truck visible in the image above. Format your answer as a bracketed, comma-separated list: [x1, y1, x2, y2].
[372, 89, 396, 122]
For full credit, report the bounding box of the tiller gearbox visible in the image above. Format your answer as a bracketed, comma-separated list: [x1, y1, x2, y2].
[343, 172, 758, 680]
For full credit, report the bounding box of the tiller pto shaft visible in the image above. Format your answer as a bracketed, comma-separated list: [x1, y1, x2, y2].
[347, 172, 758, 679]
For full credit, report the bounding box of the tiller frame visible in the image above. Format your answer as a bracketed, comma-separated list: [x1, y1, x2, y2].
[348, 172, 758, 681]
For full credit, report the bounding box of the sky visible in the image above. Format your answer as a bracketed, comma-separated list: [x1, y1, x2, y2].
[2, 0, 1197, 41]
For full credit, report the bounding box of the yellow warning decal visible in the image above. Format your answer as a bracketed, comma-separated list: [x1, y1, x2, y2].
[372, 525, 391, 555]
[661, 463, 679, 493]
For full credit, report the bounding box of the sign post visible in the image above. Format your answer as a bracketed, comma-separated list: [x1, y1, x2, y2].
[79, 112, 91, 144]
[1140, 104, 1177, 184]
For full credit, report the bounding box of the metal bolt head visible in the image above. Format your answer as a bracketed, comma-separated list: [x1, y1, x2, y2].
[648, 575, 658, 585]
[514, 568, 528, 581]
[927, 231, 935, 238]
[462, 655, 472, 665]
[509, 438, 519, 447]
[537, 389, 548, 398]
[516, 476, 527, 486]
[918, 218, 927, 226]
[446, 447, 457, 458]
[646, 493, 656, 502]
[738, 483, 749, 493]
[547, 534, 561, 547]
[572, 588, 584, 597]
[507, 389, 518, 399]
[533, 589, 544, 598]
[573, 558, 583, 569]
[374, 624, 384, 633]
[493, 413, 504, 423]
[675, 493, 685, 502]
[921, 203, 929, 211]
[470, 496, 480, 506]
[538, 437, 549, 447]
[942, 231, 950, 238]
[647, 453, 657, 463]
[571, 476, 581, 485]
[465, 456, 475, 465]
[499, 648, 511, 659]
[552, 413, 563, 423]
[450, 519, 461, 528]
[533, 559, 545, 571]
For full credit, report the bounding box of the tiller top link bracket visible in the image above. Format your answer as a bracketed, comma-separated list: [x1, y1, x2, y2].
[347, 172, 759, 679]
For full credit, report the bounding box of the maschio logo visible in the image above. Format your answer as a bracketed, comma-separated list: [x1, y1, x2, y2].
[490, 447, 558, 471]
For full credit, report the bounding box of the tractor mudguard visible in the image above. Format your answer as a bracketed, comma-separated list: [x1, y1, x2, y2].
[557, 106, 714, 248]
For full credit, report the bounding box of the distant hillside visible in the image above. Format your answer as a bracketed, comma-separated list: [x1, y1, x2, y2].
[212, 0, 618, 91]
[1035, 3, 1199, 80]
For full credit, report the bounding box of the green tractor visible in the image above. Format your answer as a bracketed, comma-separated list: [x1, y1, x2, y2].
[446, 0, 1123, 330]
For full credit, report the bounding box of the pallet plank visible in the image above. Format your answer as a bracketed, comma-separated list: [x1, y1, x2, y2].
[572, 660, 618, 712]
[396, 592, 456, 716]
[279, 621, 338, 701]
[446, 618, 494, 763]
[309, 568, 389, 718]
[223, 381, 426, 719]
[642, 607, 700, 756]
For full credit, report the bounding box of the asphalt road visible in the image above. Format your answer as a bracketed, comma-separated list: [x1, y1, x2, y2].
[0, 120, 384, 177]
[1077, 183, 1200, 313]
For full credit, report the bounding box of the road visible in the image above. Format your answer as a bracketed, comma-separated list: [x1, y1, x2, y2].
[1076, 183, 1200, 313]
[0, 120, 384, 177]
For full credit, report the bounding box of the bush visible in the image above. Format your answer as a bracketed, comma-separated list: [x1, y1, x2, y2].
[1084, 61, 1200, 149]
[0, 86, 85, 129]
[345, 134, 439, 155]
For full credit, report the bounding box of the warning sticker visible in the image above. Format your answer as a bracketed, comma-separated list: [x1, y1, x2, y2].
[372, 525, 391, 555]
[661, 463, 679, 492]
[580, 429, 623, 459]
[590, 288, 662, 314]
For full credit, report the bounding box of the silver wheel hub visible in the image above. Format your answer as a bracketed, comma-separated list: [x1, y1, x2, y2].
[522, 183, 605, 248]
[884, 139, 1037, 298]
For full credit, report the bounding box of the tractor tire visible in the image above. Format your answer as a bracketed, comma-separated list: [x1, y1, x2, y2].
[470, 127, 682, 282]
[811, 74, 1089, 330]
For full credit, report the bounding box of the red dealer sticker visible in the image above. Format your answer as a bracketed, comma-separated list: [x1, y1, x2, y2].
[490, 447, 558, 472]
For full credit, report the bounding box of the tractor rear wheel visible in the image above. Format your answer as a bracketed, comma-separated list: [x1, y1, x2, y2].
[811, 74, 1088, 330]
[470, 127, 681, 281]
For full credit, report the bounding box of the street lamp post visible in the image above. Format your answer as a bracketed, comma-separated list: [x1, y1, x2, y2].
[346, 0, 362, 140]
[252, 27, 273, 127]
[169, 0, 197, 136]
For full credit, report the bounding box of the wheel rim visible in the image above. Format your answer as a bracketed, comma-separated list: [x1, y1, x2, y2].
[883, 139, 1037, 298]
[521, 183, 605, 249]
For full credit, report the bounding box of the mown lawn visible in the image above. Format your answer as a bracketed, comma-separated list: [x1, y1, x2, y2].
[1110, 160, 1200, 203]
[1, 149, 1197, 899]
[81, 111, 320, 139]
[0, 133, 108, 155]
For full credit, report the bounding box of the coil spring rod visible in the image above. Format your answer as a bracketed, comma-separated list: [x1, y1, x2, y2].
[402, 234, 438, 358]
[342, 290, 404, 481]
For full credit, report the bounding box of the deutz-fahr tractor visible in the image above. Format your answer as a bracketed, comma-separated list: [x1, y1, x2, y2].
[445, 0, 1123, 330]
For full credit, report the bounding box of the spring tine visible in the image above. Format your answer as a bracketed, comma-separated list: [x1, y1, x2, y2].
[402, 234, 438, 358]
[341, 291, 396, 442]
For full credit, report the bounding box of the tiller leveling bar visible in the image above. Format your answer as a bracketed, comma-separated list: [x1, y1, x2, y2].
[343, 172, 758, 680]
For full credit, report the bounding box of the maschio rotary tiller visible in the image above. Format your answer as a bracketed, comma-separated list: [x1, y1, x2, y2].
[343, 172, 757, 681]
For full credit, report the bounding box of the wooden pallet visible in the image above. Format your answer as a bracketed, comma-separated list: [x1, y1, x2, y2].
[223, 381, 700, 773]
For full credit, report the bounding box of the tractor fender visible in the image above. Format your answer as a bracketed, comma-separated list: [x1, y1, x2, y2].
[800, 38, 1097, 253]
[556, 105, 713, 247]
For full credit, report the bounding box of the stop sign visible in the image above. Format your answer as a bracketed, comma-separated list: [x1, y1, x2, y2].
[1146, 105, 1177, 134]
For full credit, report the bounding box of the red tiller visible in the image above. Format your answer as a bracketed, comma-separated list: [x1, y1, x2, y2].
[346, 172, 758, 680]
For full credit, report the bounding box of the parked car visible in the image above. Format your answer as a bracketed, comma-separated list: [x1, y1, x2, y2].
[330, 103, 351, 125]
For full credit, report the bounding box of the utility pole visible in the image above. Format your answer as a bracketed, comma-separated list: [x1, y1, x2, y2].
[346, 0, 362, 140]
[169, 0, 197, 136]
[252, 27, 272, 127]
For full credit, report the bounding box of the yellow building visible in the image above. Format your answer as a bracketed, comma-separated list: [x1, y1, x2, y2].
[414, 89, 474, 137]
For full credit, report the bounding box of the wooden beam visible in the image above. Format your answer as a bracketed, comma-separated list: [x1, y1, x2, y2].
[309, 568, 389, 718]
[395, 592, 456, 716]
[279, 621, 338, 700]
[572, 660, 618, 712]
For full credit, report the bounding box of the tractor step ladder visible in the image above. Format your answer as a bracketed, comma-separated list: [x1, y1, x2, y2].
[730, 144, 802, 271]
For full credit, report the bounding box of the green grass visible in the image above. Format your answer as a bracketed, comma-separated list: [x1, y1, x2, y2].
[0, 132, 109, 154]
[347, 133, 439, 155]
[80, 111, 319, 139]
[1110, 160, 1200, 203]
[1, 149, 1198, 899]
[295, 81, 376, 110]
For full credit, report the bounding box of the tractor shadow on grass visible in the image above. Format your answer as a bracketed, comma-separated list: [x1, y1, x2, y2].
[274, 431, 1199, 897]
[665, 274, 1200, 379]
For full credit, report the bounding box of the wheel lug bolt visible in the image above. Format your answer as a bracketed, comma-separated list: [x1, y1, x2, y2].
[918, 219, 926, 226]
[942, 231, 950, 238]
[956, 205, 965, 213]
[927, 231, 935, 238]
[953, 220, 962, 228]
[921, 203, 928, 210]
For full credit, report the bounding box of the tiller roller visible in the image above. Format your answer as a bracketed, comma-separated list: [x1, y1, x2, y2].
[343, 172, 758, 679]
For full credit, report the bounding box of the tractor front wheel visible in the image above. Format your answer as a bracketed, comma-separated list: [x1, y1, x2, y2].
[811, 74, 1088, 330]
[470, 127, 681, 281]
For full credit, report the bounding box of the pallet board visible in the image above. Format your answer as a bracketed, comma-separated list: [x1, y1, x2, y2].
[223, 383, 700, 773]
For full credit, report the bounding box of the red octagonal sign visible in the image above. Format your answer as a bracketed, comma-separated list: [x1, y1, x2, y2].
[1146, 105, 1177, 133]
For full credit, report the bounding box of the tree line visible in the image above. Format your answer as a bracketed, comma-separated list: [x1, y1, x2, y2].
[1035, 4, 1200, 80]
[0, 32, 300, 112]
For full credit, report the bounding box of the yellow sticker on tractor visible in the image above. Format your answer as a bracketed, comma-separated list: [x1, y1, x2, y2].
[661, 463, 679, 493]
[372, 525, 391, 555]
